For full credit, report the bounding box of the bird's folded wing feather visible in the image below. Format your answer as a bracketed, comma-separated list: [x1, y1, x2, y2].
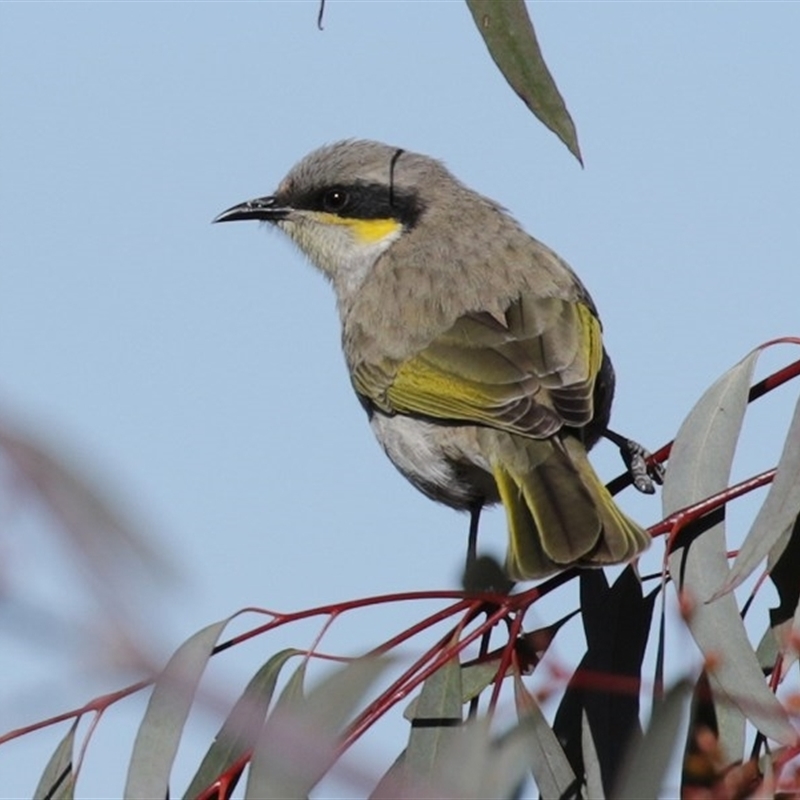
[352, 295, 604, 439]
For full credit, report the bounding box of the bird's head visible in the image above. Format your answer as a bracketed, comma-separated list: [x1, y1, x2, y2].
[213, 140, 450, 299]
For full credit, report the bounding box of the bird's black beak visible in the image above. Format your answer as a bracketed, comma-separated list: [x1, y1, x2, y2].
[212, 195, 290, 224]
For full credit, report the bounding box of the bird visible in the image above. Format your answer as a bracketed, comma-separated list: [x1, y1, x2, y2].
[214, 139, 651, 579]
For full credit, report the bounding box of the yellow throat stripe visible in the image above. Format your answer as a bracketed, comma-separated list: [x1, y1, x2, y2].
[317, 212, 402, 244]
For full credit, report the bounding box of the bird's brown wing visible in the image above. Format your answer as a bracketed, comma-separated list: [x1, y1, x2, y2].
[352, 294, 604, 439]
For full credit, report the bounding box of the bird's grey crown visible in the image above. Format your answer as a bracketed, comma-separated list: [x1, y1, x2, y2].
[275, 139, 520, 238]
[280, 139, 449, 196]
[277, 140, 474, 220]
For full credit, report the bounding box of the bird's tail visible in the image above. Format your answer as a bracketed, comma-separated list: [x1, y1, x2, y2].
[487, 432, 650, 580]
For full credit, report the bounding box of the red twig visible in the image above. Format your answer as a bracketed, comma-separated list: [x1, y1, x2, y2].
[649, 468, 776, 543]
[607, 349, 800, 496]
[195, 750, 250, 800]
[488, 611, 524, 713]
[343, 599, 518, 751]
[6, 346, 800, 796]
[0, 678, 150, 746]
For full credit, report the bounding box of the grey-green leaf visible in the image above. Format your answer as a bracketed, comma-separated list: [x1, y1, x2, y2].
[465, 0, 582, 164]
[183, 648, 301, 799]
[433, 716, 540, 800]
[243, 660, 307, 800]
[424, 717, 494, 799]
[403, 657, 501, 722]
[405, 654, 463, 781]
[613, 681, 692, 799]
[33, 721, 77, 800]
[484, 717, 552, 800]
[369, 750, 407, 800]
[245, 656, 388, 799]
[662, 349, 759, 520]
[514, 675, 578, 797]
[125, 618, 231, 799]
[461, 658, 504, 704]
[765, 512, 800, 678]
[765, 611, 800, 680]
[664, 351, 797, 746]
[756, 623, 780, 672]
[582, 710, 605, 800]
[714, 392, 800, 599]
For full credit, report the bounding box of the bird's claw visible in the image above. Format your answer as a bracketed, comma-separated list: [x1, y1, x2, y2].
[605, 429, 665, 494]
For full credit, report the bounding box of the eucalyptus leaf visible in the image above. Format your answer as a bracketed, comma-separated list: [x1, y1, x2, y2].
[465, 0, 582, 164]
[33, 721, 77, 800]
[664, 352, 796, 745]
[768, 611, 800, 679]
[714, 393, 800, 598]
[756, 623, 780, 673]
[672, 534, 795, 748]
[421, 717, 494, 799]
[405, 653, 463, 782]
[245, 656, 387, 799]
[613, 681, 692, 799]
[125, 618, 232, 799]
[438, 716, 542, 800]
[662, 350, 758, 520]
[482, 718, 550, 800]
[461, 658, 504, 703]
[183, 648, 301, 799]
[582, 711, 604, 800]
[709, 675, 746, 765]
[553, 569, 656, 793]
[376, 715, 550, 800]
[244, 660, 308, 800]
[369, 750, 407, 800]
[404, 657, 504, 722]
[767, 512, 800, 678]
[514, 674, 578, 798]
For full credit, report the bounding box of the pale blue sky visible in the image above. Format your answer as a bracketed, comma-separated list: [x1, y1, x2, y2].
[2, 2, 799, 797]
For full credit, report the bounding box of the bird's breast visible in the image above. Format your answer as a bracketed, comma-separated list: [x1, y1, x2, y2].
[368, 411, 499, 511]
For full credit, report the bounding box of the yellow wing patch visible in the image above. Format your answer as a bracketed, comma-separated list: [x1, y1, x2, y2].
[354, 297, 604, 439]
[576, 302, 604, 383]
[388, 355, 505, 426]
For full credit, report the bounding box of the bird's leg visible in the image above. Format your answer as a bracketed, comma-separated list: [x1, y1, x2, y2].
[604, 428, 666, 494]
[466, 502, 482, 574]
[461, 502, 515, 594]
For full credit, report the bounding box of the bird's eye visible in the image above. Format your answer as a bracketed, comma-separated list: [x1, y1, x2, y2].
[322, 188, 349, 213]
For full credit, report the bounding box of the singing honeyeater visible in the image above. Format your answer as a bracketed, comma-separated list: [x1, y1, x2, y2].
[214, 140, 650, 579]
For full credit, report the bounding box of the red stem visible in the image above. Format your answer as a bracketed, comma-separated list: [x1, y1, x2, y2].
[607, 351, 800, 495]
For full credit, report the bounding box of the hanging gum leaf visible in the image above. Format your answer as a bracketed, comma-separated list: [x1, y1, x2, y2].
[465, 0, 582, 164]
